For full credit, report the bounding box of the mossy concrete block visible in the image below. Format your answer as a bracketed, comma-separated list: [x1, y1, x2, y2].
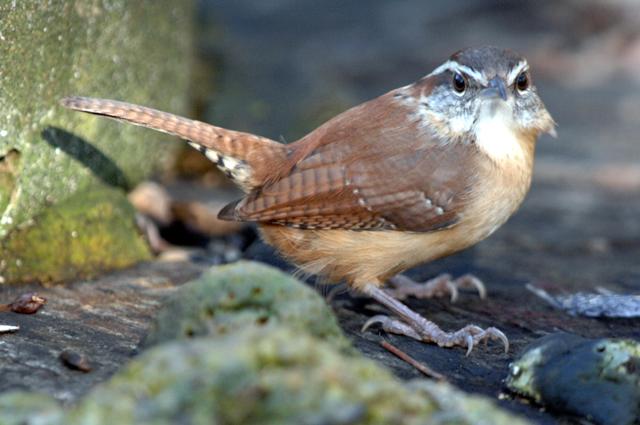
[144, 261, 352, 351]
[506, 333, 640, 425]
[0, 1, 192, 284]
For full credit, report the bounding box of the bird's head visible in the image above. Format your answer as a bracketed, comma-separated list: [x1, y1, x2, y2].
[413, 46, 555, 145]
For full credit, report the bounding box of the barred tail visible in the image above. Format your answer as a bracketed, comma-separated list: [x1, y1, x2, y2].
[60, 96, 288, 190]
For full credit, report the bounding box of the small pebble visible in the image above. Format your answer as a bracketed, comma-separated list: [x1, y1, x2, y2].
[59, 350, 92, 373]
[9, 292, 47, 314]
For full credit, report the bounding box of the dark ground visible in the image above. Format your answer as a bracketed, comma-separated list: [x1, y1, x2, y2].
[2, 1, 640, 424]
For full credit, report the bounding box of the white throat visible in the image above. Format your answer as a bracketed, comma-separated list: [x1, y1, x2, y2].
[473, 102, 525, 162]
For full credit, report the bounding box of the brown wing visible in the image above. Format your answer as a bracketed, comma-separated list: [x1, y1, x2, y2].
[220, 88, 479, 232]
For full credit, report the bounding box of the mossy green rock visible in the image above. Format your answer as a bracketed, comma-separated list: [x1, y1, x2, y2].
[506, 333, 640, 425]
[0, 1, 192, 284]
[0, 184, 150, 283]
[0, 391, 63, 425]
[71, 328, 438, 424]
[0, 329, 529, 425]
[143, 261, 352, 351]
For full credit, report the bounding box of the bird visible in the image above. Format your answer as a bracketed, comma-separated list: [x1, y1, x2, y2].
[61, 46, 555, 355]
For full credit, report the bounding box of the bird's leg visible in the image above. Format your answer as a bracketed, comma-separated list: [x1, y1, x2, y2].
[386, 273, 486, 302]
[361, 284, 508, 355]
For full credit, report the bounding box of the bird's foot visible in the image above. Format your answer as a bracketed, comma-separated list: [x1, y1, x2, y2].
[386, 273, 486, 302]
[362, 284, 507, 355]
[363, 315, 507, 356]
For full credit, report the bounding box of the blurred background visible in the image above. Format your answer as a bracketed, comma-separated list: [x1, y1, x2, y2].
[194, 0, 640, 159]
[175, 0, 640, 286]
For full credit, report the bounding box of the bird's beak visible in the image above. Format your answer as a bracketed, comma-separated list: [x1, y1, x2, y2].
[481, 77, 508, 101]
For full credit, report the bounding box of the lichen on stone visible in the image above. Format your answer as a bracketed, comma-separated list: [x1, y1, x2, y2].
[0, 391, 63, 425]
[0, 184, 150, 284]
[143, 261, 352, 352]
[0, 0, 192, 284]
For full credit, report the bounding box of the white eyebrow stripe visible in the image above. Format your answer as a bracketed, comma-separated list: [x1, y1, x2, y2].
[427, 60, 488, 85]
[507, 61, 529, 85]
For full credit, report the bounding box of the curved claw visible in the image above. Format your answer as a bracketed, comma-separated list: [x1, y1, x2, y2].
[361, 315, 388, 333]
[456, 274, 487, 299]
[446, 281, 459, 303]
[464, 326, 509, 354]
[465, 334, 474, 356]
[483, 327, 509, 353]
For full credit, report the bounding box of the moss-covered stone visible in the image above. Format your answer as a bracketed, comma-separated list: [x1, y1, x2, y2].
[144, 261, 351, 352]
[0, 391, 62, 425]
[0, 1, 192, 284]
[0, 184, 150, 283]
[69, 328, 435, 424]
[62, 328, 526, 425]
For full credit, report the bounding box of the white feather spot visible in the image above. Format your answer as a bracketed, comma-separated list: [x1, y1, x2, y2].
[222, 156, 240, 170]
[205, 149, 219, 163]
[474, 102, 525, 162]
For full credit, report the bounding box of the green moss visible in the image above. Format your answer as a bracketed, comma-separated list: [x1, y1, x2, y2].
[144, 261, 352, 351]
[0, 391, 62, 425]
[0, 149, 21, 215]
[63, 327, 531, 425]
[68, 328, 433, 425]
[0, 184, 150, 284]
[0, 1, 192, 283]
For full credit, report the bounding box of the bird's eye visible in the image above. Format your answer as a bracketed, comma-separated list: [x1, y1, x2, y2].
[452, 72, 466, 94]
[516, 71, 529, 92]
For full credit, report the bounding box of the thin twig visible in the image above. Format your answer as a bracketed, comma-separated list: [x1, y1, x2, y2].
[380, 340, 446, 381]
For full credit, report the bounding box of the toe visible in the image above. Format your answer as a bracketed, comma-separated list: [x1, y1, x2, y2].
[362, 315, 422, 340]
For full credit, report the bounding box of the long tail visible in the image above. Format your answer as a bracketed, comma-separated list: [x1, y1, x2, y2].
[60, 96, 288, 191]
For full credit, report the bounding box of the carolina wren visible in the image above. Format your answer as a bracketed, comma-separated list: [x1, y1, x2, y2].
[62, 46, 555, 355]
